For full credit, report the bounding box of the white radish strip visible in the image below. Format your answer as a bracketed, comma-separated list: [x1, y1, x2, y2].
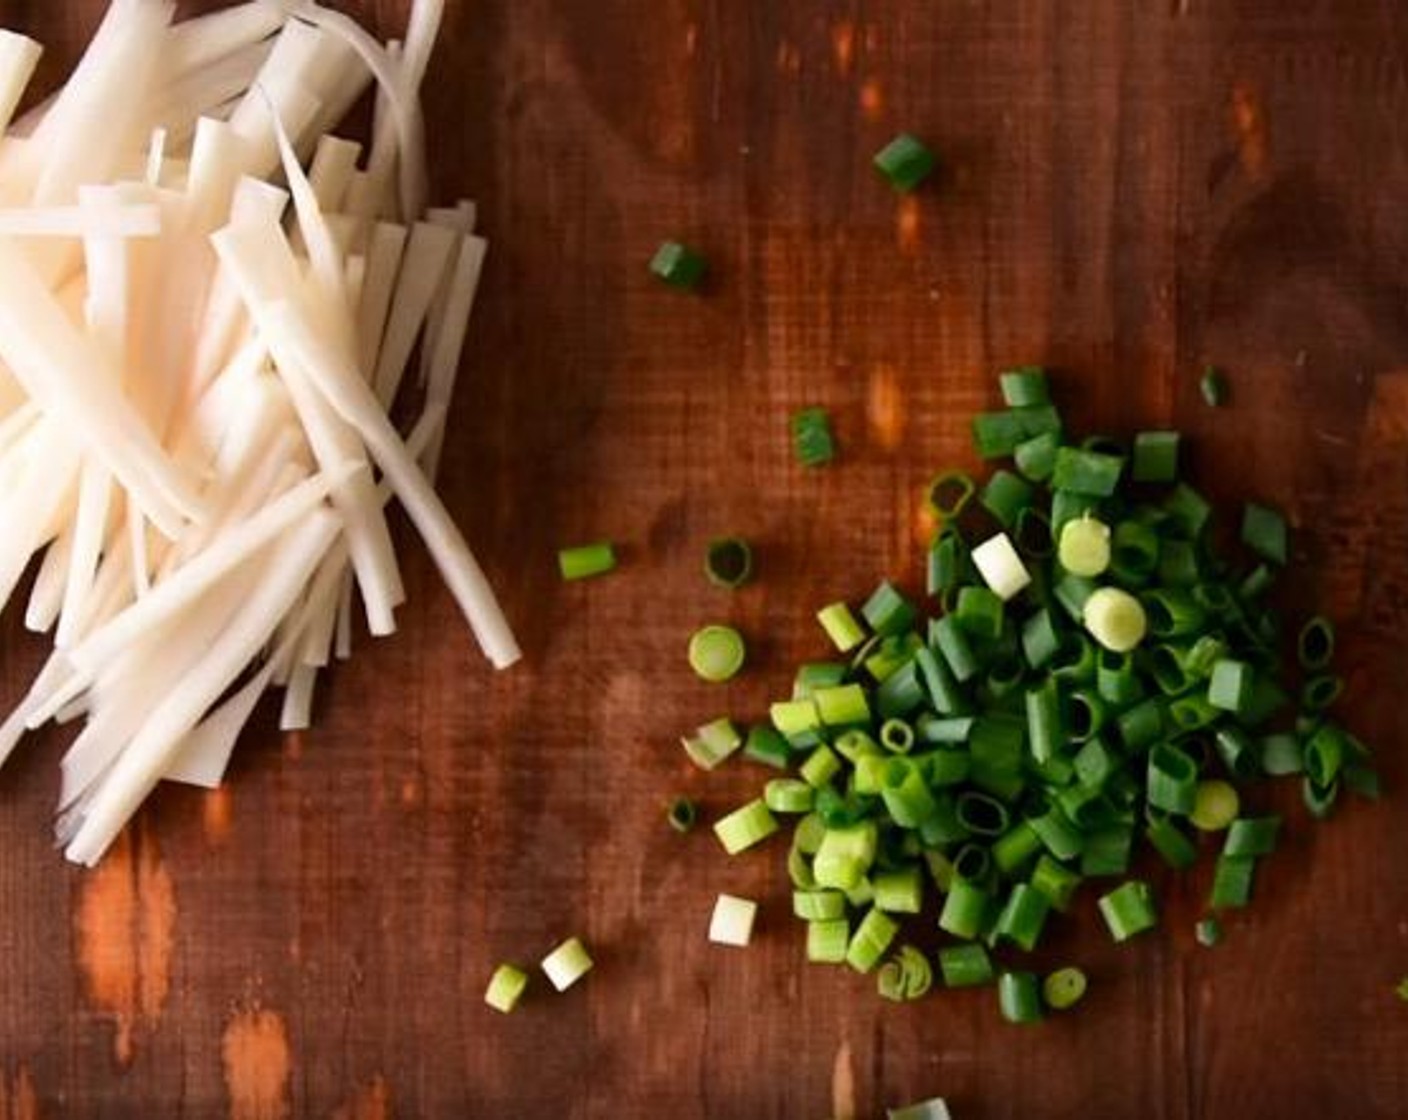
[334, 570, 353, 660]
[25, 533, 73, 634]
[0, 32, 42, 135]
[187, 117, 251, 231]
[56, 461, 113, 649]
[356, 221, 407, 377]
[0, 238, 202, 535]
[0, 400, 38, 458]
[372, 220, 456, 405]
[68, 466, 352, 678]
[33, 1, 174, 206]
[0, 204, 161, 238]
[422, 234, 487, 479]
[166, 1, 284, 76]
[268, 300, 520, 668]
[416, 217, 478, 389]
[66, 507, 340, 866]
[272, 3, 426, 219]
[211, 220, 405, 634]
[127, 509, 151, 598]
[60, 554, 267, 812]
[307, 135, 360, 211]
[165, 528, 345, 788]
[145, 128, 167, 187]
[280, 663, 317, 730]
[154, 37, 274, 137]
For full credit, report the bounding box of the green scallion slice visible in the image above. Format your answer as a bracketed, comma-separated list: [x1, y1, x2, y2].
[558, 541, 616, 581]
[705, 537, 753, 588]
[688, 625, 746, 682]
[485, 964, 529, 1013]
[873, 133, 936, 192]
[1042, 966, 1088, 1011]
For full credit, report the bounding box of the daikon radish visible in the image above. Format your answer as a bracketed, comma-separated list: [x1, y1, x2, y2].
[165, 1, 283, 77]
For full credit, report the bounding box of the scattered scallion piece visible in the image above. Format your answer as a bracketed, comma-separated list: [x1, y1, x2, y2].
[649, 240, 707, 289]
[667, 797, 698, 833]
[877, 944, 933, 1001]
[1098, 881, 1157, 942]
[791, 407, 836, 467]
[1210, 854, 1256, 909]
[846, 907, 900, 973]
[541, 938, 593, 992]
[1196, 917, 1223, 947]
[713, 799, 779, 855]
[1190, 779, 1240, 832]
[705, 537, 754, 589]
[1298, 616, 1335, 671]
[998, 971, 1044, 1024]
[745, 724, 792, 769]
[817, 602, 867, 652]
[484, 964, 529, 1013]
[708, 894, 759, 947]
[1058, 515, 1112, 577]
[807, 918, 850, 963]
[1083, 587, 1147, 653]
[1396, 977, 1408, 1003]
[873, 133, 936, 192]
[1200, 364, 1227, 407]
[926, 471, 976, 520]
[681, 718, 742, 770]
[688, 624, 746, 682]
[886, 1098, 953, 1120]
[971, 532, 1031, 600]
[558, 541, 616, 581]
[1132, 430, 1180, 483]
[1042, 966, 1088, 1011]
[1241, 502, 1288, 565]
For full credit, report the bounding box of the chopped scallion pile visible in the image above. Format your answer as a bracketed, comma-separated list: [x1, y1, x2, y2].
[674, 371, 1376, 1023]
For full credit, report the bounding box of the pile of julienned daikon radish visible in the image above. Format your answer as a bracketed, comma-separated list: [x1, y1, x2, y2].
[0, 0, 521, 867]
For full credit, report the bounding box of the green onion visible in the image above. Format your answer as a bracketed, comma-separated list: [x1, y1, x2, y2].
[1224, 815, 1280, 857]
[1164, 482, 1212, 537]
[1131, 431, 1180, 483]
[1301, 674, 1343, 711]
[667, 797, 699, 832]
[818, 605, 866, 656]
[688, 625, 746, 682]
[992, 822, 1042, 876]
[955, 586, 1005, 640]
[1190, 780, 1239, 831]
[1241, 502, 1287, 565]
[877, 945, 933, 1002]
[1147, 743, 1198, 815]
[1097, 649, 1142, 706]
[484, 964, 529, 1013]
[874, 867, 924, 914]
[879, 758, 936, 828]
[980, 469, 1036, 528]
[938, 943, 994, 988]
[1207, 658, 1252, 712]
[770, 698, 821, 740]
[880, 718, 917, 754]
[1084, 587, 1148, 653]
[541, 937, 593, 991]
[1213, 726, 1260, 779]
[1052, 446, 1124, 498]
[938, 879, 991, 939]
[863, 580, 917, 636]
[793, 889, 846, 921]
[705, 537, 753, 588]
[814, 821, 878, 890]
[1297, 616, 1335, 671]
[1196, 917, 1223, 947]
[1260, 732, 1304, 776]
[1305, 723, 1346, 786]
[557, 541, 616, 581]
[887, 1098, 953, 1120]
[681, 718, 742, 770]
[873, 133, 936, 192]
[1200, 364, 1227, 407]
[807, 918, 850, 963]
[927, 531, 972, 596]
[998, 971, 1044, 1024]
[971, 532, 1032, 600]
[649, 240, 707, 288]
[708, 894, 759, 947]
[926, 471, 976, 520]
[765, 779, 815, 814]
[846, 907, 900, 973]
[1110, 521, 1160, 584]
[1022, 608, 1062, 670]
[1024, 678, 1062, 764]
[1081, 825, 1134, 877]
[713, 799, 779, 855]
[994, 883, 1051, 951]
[1210, 854, 1255, 909]
[1058, 515, 1112, 577]
[1145, 815, 1197, 870]
[745, 724, 793, 769]
[1000, 366, 1050, 407]
[791, 407, 836, 467]
[1098, 880, 1157, 942]
[1030, 854, 1082, 911]
[1304, 776, 1340, 819]
[1042, 967, 1088, 1011]
[1015, 431, 1061, 482]
[931, 614, 979, 682]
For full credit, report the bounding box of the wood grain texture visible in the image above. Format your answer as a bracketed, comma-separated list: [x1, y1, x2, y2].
[0, 0, 1405, 1116]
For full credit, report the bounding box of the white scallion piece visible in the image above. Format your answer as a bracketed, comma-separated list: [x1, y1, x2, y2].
[971, 533, 1032, 601]
[708, 894, 759, 948]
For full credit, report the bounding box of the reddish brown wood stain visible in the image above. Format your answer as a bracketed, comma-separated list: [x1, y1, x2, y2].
[73, 826, 175, 1066]
[0, 1067, 39, 1120]
[330, 1076, 391, 1120]
[222, 1008, 291, 1120]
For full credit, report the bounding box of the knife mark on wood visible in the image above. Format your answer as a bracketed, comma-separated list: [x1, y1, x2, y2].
[831, 1039, 856, 1120]
[1230, 81, 1269, 179]
[832, 22, 856, 77]
[74, 823, 176, 1066]
[222, 1007, 291, 1120]
[203, 786, 232, 845]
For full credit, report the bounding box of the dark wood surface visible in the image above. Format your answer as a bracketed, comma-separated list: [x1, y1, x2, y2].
[0, 1, 1405, 1116]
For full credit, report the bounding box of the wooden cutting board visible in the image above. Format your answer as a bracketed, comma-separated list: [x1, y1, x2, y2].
[0, 1, 1404, 1116]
